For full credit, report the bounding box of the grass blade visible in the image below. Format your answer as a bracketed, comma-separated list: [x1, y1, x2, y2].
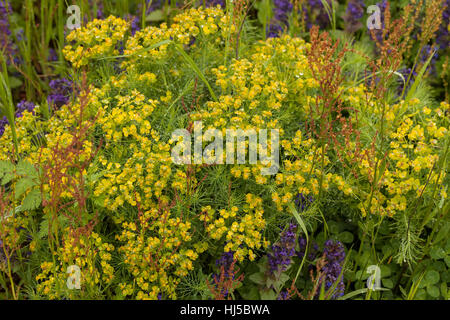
[0, 55, 19, 154]
[173, 43, 218, 102]
[405, 49, 436, 102]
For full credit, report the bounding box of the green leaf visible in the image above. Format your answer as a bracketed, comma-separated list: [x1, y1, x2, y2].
[440, 282, 448, 299]
[380, 265, 391, 277]
[173, 43, 218, 102]
[407, 270, 426, 299]
[339, 287, 389, 300]
[339, 288, 368, 300]
[424, 270, 440, 285]
[145, 9, 165, 22]
[238, 286, 260, 300]
[339, 231, 354, 243]
[37, 217, 49, 239]
[280, 272, 290, 283]
[255, 0, 273, 29]
[430, 247, 446, 260]
[249, 272, 266, 286]
[1, 172, 14, 185]
[16, 159, 38, 178]
[432, 261, 446, 273]
[257, 256, 268, 273]
[444, 256, 450, 269]
[426, 285, 440, 298]
[259, 288, 277, 300]
[405, 49, 436, 102]
[328, 221, 340, 234]
[289, 203, 308, 241]
[434, 221, 449, 245]
[416, 288, 427, 300]
[0, 160, 15, 185]
[14, 178, 36, 199]
[38, 214, 69, 239]
[381, 278, 394, 289]
[288, 203, 309, 284]
[21, 188, 41, 211]
[9, 76, 23, 89]
[0, 160, 14, 174]
[271, 273, 290, 292]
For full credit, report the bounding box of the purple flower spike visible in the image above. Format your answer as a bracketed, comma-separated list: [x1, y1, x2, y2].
[267, 0, 293, 38]
[15, 100, 36, 118]
[343, 0, 366, 33]
[436, 0, 449, 52]
[277, 290, 290, 300]
[0, 116, 8, 137]
[268, 223, 297, 275]
[212, 250, 236, 297]
[0, 1, 17, 64]
[321, 240, 346, 299]
[47, 78, 73, 110]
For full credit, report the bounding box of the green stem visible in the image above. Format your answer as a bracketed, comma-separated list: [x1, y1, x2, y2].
[2, 246, 17, 300]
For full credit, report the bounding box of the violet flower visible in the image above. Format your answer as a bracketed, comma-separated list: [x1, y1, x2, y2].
[0, 116, 7, 137]
[124, 14, 141, 36]
[47, 78, 73, 110]
[321, 239, 345, 299]
[304, 0, 331, 30]
[277, 290, 290, 300]
[297, 237, 319, 261]
[0, 1, 16, 64]
[215, 250, 235, 278]
[368, 0, 388, 44]
[268, 223, 297, 275]
[343, 0, 365, 33]
[212, 250, 236, 297]
[145, 0, 164, 14]
[294, 193, 313, 212]
[0, 100, 36, 137]
[266, 0, 293, 38]
[436, 0, 449, 52]
[15, 100, 36, 117]
[266, 23, 284, 38]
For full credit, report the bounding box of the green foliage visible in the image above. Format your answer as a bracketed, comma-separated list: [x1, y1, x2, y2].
[0, 159, 42, 216]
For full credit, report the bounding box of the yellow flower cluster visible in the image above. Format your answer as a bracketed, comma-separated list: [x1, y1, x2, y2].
[116, 202, 207, 300]
[203, 193, 267, 262]
[122, 6, 234, 68]
[63, 16, 130, 68]
[191, 35, 351, 211]
[36, 231, 114, 299]
[355, 101, 448, 217]
[273, 131, 353, 211]
[92, 88, 180, 211]
[0, 215, 27, 273]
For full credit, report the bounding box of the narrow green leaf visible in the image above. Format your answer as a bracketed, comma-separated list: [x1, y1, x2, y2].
[289, 203, 309, 284]
[405, 49, 436, 102]
[173, 43, 218, 102]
